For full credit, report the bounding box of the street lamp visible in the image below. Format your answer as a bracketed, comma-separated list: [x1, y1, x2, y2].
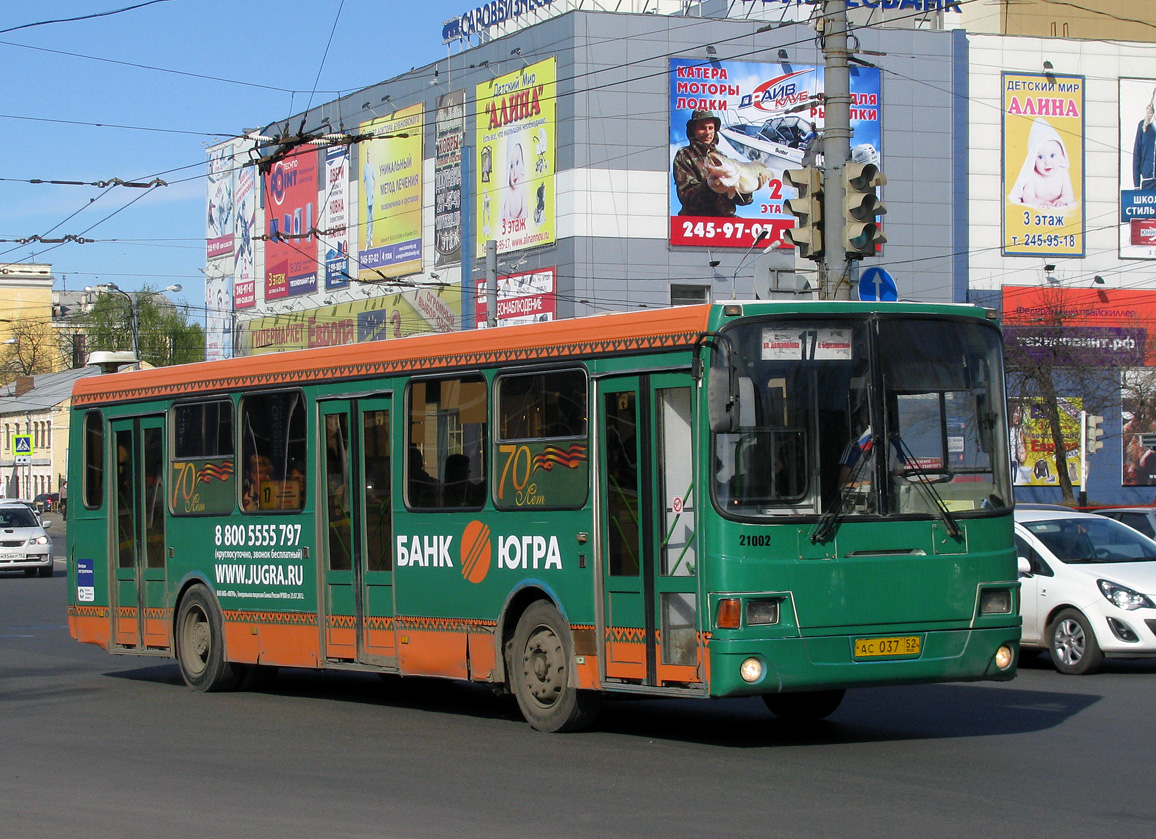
[94, 283, 182, 363]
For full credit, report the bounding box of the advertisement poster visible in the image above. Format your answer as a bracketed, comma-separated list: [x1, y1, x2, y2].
[206, 142, 234, 260]
[234, 157, 256, 311]
[357, 105, 424, 281]
[1119, 78, 1156, 259]
[204, 262, 232, 362]
[322, 146, 351, 289]
[1001, 72, 1085, 257]
[435, 90, 465, 267]
[1002, 285, 1156, 366]
[668, 58, 881, 249]
[476, 57, 556, 256]
[243, 290, 460, 355]
[1122, 368, 1156, 485]
[475, 267, 556, 327]
[1009, 396, 1083, 487]
[263, 146, 319, 300]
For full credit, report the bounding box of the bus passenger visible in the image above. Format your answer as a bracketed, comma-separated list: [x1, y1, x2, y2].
[408, 446, 437, 507]
[443, 453, 483, 507]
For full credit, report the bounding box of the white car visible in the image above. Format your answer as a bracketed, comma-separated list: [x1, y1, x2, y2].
[1016, 508, 1156, 674]
[0, 502, 53, 578]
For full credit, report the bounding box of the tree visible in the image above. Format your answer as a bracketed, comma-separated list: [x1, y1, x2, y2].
[80, 287, 204, 367]
[0, 317, 63, 379]
[1002, 285, 1124, 504]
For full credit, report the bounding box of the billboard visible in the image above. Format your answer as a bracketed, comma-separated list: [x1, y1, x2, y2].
[243, 290, 460, 355]
[1010, 397, 1083, 487]
[475, 57, 556, 256]
[357, 105, 424, 281]
[322, 146, 351, 290]
[475, 267, 556, 327]
[263, 146, 319, 300]
[1001, 72, 1085, 257]
[206, 142, 234, 260]
[435, 90, 465, 267]
[234, 156, 256, 310]
[668, 58, 881, 249]
[1119, 78, 1156, 259]
[1002, 285, 1156, 366]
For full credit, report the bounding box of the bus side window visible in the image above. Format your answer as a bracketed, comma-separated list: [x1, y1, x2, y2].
[494, 369, 589, 510]
[83, 411, 104, 509]
[406, 376, 488, 510]
[172, 400, 235, 515]
[239, 391, 307, 513]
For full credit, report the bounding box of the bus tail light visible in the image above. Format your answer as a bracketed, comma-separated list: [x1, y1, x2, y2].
[716, 598, 741, 629]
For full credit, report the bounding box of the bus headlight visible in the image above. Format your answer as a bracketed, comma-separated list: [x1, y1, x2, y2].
[746, 598, 781, 626]
[979, 589, 1013, 615]
[994, 645, 1014, 671]
[740, 657, 764, 683]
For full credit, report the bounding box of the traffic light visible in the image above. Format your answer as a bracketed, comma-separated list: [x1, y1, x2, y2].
[842, 161, 886, 258]
[1085, 413, 1105, 454]
[782, 167, 823, 261]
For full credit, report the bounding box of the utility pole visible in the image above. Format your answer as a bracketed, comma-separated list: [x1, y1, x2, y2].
[820, 0, 852, 299]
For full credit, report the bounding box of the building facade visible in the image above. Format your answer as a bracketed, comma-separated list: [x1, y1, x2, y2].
[201, 1, 1156, 505]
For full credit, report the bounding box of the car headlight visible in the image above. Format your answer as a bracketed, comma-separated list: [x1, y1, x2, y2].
[31, 535, 50, 546]
[1098, 579, 1155, 611]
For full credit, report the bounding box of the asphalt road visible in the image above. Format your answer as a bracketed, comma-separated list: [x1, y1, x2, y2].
[2, 521, 1154, 838]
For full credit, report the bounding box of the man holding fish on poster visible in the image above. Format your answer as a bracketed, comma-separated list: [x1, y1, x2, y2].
[673, 109, 769, 217]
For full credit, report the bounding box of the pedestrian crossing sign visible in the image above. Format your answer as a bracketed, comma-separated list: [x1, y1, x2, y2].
[13, 433, 32, 464]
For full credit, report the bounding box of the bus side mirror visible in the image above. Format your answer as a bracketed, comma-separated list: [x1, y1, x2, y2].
[708, 366, 738, 433]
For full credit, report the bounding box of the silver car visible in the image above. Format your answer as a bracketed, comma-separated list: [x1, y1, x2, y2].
[0, 502, 53, 577]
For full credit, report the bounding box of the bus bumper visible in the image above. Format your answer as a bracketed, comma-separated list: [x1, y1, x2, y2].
[707, 625, 1020, 697]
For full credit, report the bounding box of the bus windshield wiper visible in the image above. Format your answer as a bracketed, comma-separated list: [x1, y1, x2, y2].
[890, 434, 962, 539]
[811, 436, 874, 544]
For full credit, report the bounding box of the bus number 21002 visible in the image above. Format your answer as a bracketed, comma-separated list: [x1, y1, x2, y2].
[214, 524, 303, 547]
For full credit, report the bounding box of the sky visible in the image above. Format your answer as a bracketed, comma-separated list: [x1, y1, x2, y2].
[0, 0, 469, 325]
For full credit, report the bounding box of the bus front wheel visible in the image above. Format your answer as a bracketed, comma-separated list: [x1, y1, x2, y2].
[509, 601, 600, 733]
[763, 689, 845, 722]
[175, 586, 242, 692]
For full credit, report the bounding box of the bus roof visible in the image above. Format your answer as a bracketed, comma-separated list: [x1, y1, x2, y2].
[71, 300, 991, 408]
[72, 304, 715, 407]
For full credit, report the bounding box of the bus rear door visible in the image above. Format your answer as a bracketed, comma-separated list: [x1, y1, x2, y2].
[319, 398, 396, 667]
[598, 374, 702, 689]
[109, 416, 169, 651]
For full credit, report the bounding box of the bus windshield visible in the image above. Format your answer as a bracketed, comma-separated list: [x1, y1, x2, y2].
[712, 315, 1011, 520]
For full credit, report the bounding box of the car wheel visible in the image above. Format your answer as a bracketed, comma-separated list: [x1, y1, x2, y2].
[508, 600, 601, 732]
[37, 564, 52, 578]
[763, 689, 846, 722]
[1046, 608, 1104, 675]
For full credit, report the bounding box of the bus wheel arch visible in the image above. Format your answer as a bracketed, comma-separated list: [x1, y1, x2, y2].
[506, 597, 601, 732]
[174, 583, 243, 692]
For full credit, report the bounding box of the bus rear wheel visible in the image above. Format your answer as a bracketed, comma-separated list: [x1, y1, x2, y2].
[175, 586, 241, 692]
[510, 601, 600, 733]
[763, 689, 845, 722]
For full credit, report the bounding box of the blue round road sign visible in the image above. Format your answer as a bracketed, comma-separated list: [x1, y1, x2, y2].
[858, 267, 898, 302]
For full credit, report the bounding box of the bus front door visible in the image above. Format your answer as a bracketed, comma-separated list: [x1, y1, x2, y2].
[320, 398, 396, 667]
[110, 416, 169, 651]
[598, 375, 701, 688]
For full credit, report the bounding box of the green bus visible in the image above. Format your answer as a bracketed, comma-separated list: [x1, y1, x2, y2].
[67, 301, 1019, 732]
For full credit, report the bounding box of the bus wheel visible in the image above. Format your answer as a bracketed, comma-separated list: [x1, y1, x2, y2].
[763, 689, 845, 722]
[510, 601, 601, 733]
[175, 586, 241, 692]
